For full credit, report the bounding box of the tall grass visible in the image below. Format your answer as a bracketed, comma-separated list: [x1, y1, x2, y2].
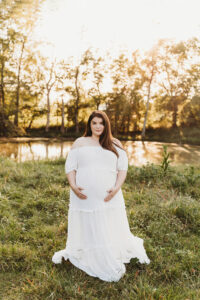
[0, 156, 199, 299]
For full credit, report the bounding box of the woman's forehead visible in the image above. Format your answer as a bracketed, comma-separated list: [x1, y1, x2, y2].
[91, 117, 103, 122]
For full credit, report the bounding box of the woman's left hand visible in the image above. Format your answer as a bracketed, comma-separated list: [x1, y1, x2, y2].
[104, 186, 119, 202]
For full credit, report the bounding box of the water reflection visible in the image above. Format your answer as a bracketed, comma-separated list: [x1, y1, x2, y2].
[124, 141, 200, 166]
[0, 138, 200, 166]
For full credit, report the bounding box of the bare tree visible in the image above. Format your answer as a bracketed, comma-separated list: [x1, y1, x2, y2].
[141, 47, 157, 139]
[14, 36, 26, 126]
[44, 60, 57, 132]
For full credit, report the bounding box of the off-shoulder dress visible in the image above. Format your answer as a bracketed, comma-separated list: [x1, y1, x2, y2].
[52, 144, 150, 282]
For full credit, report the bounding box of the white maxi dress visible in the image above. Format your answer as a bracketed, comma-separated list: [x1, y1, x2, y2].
[52, 144, 150, 282]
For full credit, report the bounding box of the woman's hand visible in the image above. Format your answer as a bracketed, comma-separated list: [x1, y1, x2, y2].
[71, 185, 87, 200]
[104, 186, 119, 202]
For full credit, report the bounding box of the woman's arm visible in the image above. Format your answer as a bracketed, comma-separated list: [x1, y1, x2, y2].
[66, 170, 88, 200]
[114, 170, 127, 190]
[104, 170, 127, 202]
[104, 137, 128, 202]
[66, 137, 88, 200]
[66, 170, 76, 190]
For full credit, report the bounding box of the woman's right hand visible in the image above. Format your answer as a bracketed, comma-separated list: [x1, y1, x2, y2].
[71, 185, 87, 199]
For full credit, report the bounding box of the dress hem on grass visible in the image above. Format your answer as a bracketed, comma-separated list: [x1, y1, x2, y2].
[52, 235, 150, 282]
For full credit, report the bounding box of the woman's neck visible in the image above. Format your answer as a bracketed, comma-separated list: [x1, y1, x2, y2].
[91, 135, 100, 142]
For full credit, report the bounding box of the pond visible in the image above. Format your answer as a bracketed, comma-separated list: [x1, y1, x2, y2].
[0, 137, 200, 167]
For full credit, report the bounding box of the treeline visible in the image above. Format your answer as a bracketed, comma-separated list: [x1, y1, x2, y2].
[0, 0, 200, 137]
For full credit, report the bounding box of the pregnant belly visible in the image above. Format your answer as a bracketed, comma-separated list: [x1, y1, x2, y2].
[75, 168, 117, 200]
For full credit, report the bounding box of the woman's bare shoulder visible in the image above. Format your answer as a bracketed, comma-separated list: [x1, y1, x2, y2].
[71, 137, 88, 149]
[112, 137, 123, 147]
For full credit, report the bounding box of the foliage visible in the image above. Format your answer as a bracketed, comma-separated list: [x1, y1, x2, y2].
[180, 95, 200, 126]
[0, 111, 25, 137]
[160, 145, 172, 175]
[1, 1, 200, 136]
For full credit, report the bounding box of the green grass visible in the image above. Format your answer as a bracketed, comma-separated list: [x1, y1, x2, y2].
[0, 156, 200, 300]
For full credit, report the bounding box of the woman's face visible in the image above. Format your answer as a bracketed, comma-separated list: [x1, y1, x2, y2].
[90, 117, 105, 136]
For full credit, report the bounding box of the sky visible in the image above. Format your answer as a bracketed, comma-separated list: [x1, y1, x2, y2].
[33, 0, 200, 61]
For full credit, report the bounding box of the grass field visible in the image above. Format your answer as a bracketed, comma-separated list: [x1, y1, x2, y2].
[0, 156, 200, 300]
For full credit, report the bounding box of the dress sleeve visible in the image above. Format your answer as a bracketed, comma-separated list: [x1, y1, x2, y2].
[65, 148, 78, 174]
[117, 148, 128, 171]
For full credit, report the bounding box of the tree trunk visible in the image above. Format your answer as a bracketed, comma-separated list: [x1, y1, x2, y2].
[28, 117, 34, 129]
[45, 90, 50, 132]
[114, 107, 118, 136]
[45, 61, 56, 133]
[0, 58, 5, 108]
[120, 115, 126, 133]
[75, 67, 80, 134]
[141, 97, 150, 139]
[127, 113, 130, 134]
[61, 98, 65, 134]
[172, 102, 178, 128]
[96, 99, 100, 110]
[0, 59, 6, 123]
[14, 39, 25, 127]
[141, 70, 154, 139]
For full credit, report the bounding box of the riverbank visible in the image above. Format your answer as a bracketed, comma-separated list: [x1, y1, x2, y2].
[140, 127, 200, 146]
[0, 156, 199, 299]
[1, 126, 200, 146]
[119, 126, 200, 145]
[27, 126, 200, 146]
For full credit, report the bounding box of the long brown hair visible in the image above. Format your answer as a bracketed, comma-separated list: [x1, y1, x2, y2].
[82, 110, 124, 157]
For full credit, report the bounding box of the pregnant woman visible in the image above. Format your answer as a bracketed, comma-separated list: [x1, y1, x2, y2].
[52, 110, 150, 282]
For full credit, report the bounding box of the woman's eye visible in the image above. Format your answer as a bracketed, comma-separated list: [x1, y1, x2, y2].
[92, 122, 103, 125]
